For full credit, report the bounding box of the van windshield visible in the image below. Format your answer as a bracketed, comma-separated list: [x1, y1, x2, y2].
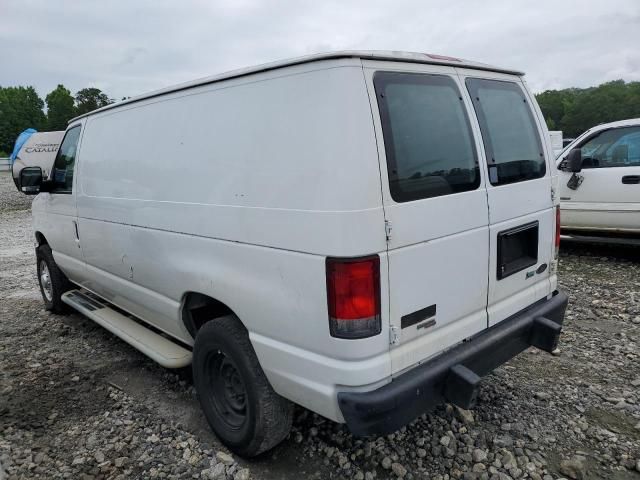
[374, 72, 480, 203]
[466, 78, 545, 186]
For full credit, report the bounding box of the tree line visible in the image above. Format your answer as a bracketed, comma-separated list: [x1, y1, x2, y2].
[2, 79, 640, 156]
[0, 85, 115, 156]
[536, 79, 640, 138]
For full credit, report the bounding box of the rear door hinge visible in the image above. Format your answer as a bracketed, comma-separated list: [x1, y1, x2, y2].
[385, 220, 392, 241]
[389, 325, 400, 345]
[551, 186, 556, 202]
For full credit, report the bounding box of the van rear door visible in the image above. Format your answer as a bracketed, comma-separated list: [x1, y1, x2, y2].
[460, 71, 555, 327]
[362, 61, 490, 375]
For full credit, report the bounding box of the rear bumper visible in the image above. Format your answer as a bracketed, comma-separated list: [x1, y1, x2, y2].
[338, 290, 568, 436]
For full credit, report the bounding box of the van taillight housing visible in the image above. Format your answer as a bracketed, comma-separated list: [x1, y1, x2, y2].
[326, 255, 381, 339]
[555, 206, 561, 258]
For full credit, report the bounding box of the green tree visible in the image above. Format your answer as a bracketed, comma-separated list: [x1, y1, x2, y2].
[45, 84, 76, 130]
[536, 89, 568, 131]
[561, 81, 631, 137]
[75, 87, 113, 116]
[536, 80, 640, 138]
[0, 86, 46, 154]
[545, 116, 556, 130]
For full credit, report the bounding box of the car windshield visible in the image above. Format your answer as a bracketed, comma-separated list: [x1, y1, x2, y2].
[556, 135, 585, 160]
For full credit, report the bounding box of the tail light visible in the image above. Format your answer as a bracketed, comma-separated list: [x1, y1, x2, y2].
[326, 255, 381, 339]
[555, 205, 561, 258]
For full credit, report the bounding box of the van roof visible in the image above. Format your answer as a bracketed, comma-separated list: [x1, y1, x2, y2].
[70, 50, 524, 123]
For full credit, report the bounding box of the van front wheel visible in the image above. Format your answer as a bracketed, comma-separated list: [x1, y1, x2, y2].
[192, 315, 293, 457]
[36, 244, 71, 314]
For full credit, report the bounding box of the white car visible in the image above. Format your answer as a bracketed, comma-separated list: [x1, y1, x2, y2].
[15, 51, 568, 456]
[557, 118, 640, 237]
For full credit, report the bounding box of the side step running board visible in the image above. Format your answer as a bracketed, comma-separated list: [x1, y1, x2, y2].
[62, 289, 192, 368]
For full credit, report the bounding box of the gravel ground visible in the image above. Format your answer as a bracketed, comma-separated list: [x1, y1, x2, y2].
[1, 170, 639, 480]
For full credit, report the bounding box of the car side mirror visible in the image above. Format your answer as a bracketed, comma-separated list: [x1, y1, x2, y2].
[565, 148, 583, 173]
[18, 166, 44, 195]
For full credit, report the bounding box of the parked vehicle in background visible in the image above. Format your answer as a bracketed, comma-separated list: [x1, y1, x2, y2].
[562, 138, 575, 148]
[14, 51, 568, 456]
[11, 131, 64, 189]
[557, 118, 640, 239]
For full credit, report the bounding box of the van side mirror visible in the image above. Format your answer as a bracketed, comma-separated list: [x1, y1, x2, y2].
[565, 148, 582, 173]
[18, 166, 44, 195]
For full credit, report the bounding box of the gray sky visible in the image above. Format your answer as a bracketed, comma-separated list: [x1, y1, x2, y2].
[2, 0, 639, 101]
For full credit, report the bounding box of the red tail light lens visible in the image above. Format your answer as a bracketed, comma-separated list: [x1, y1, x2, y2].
[326, 256, 381, 339]
[555, 205, 561, 257]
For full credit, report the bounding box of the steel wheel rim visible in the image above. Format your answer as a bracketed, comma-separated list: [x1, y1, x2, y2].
[206, 351, 247, 430]
[39, 260, 53, 302]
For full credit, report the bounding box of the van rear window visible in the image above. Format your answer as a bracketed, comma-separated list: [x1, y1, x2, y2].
[466, 78, 546, 186]
[374, 72, 480, 203]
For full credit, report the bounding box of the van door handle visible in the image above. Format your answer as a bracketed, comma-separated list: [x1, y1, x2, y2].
[72, 220, 80, 243]
[622, 175, 640, 184]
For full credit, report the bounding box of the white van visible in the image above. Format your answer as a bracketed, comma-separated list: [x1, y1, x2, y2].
[16, 51, 568, 457]
[557, 118, 640, 237]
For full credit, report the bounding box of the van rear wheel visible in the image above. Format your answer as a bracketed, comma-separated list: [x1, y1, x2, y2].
[36, 244, 71, 314]
[192, 315, 293, 457]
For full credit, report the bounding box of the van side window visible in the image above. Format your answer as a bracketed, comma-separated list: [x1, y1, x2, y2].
[374, 72, 480, 203]
[577, 127, 640, 169]
[51, 125, 82, 194]
[466, 78, 545, 186]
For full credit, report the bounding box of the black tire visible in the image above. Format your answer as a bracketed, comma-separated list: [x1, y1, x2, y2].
[193, 315, 293, 457]
[36, 244, 71, 314]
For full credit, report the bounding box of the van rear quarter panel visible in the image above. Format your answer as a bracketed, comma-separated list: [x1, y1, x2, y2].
[76, 60, 389, 421]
